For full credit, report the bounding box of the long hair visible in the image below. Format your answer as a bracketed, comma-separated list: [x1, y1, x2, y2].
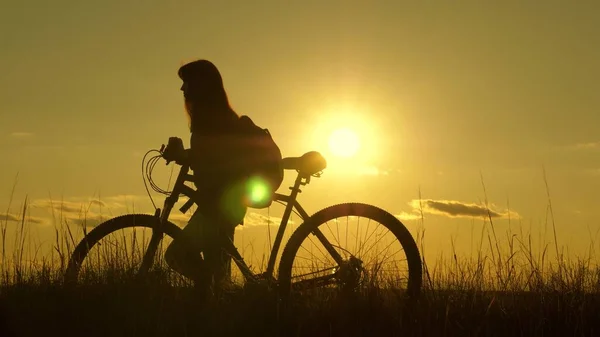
[178, 60, 239, 132]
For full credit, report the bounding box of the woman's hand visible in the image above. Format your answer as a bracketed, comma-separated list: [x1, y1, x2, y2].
[162, 137, 189, 165]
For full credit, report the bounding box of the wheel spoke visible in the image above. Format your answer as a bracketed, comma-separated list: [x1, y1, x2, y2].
[361, 227, 392, 259]
[325, 221, 343, 251]
[299, 239, 331, 267]
[358, 218, 376, 257]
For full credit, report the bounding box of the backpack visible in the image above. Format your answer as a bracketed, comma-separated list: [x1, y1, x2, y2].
[237, 115, 284, 208]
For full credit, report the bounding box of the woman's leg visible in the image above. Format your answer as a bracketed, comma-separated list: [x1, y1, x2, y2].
[200, 216, 231, 292]
[212, 187, 247, 287]
[165, 210, 208, 285]
[213, 222, 236, 286]
[165, 197, 246, 293]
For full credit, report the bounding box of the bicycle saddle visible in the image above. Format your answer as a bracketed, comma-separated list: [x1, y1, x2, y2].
[281, 151, 327, 176]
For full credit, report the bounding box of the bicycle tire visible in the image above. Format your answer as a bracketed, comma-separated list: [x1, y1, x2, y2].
[277, 202, 422, 298]
[64, 213, 185, 283]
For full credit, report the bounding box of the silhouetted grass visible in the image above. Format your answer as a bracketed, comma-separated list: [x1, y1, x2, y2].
[1, 188, 600, 337]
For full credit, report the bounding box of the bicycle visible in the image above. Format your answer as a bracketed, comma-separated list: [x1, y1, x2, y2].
[65, 138, 423, 300]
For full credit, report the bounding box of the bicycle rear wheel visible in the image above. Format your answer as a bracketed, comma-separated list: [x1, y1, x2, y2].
[64, 214, 186, 284]
[278, 203, 422, 299]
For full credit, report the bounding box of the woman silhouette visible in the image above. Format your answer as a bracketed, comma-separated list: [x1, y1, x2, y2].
[165, 59, 248, 296]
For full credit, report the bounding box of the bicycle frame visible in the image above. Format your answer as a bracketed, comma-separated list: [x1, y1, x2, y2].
[139, 163, 344, 284]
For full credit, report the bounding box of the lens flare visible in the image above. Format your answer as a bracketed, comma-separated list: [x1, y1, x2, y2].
[246, 176, 271, 207]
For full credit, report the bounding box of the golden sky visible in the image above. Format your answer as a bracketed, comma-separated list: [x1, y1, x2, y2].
[1, 1, 600, 263]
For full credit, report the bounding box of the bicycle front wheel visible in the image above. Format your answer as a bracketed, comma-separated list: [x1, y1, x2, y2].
[64, 214, 185, 283]
[278, 203, 422, 299]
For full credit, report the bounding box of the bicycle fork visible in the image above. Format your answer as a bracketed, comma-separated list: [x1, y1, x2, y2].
[137, 208, 165, 278]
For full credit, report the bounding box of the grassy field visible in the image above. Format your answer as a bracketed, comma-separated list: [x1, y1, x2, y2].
[1, 194, 600, 337]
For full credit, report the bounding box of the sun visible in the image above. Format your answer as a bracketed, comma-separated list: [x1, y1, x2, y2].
[328, 128, 360, 158]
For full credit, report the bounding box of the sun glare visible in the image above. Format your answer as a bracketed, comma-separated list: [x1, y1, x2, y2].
[305, 104, 383, 174]
[328, 128, 360, 158]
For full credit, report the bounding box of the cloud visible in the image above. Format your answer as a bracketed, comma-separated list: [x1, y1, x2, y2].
[102, 194, 148, 203]
[561, 141, 600, 151]
[89, 199, 106, 207]
[0, 213, 46, 224]
[31, 198, 123, 228]
[408, 199, 520, 219]
[583, 168, 600, 176]
[28, 195, 307, 230]
[32, 195, 152, 214]
[152, 211, 291, 229]
[358, 166, 390, 176]
[17, 194, 186, 231]
[394, 211, 423, 221]
[28, 194, 189, 229]
[10, 132, 34, 138]
[326, 162, 393, 177]
[241, 212, 294, 228]
[31, 195, 189, 228]
[100, 194, 153, 209]
[32, 200, 85, 214]
[66, 213, 107, 228]
[574, 142, 600, 150]
[148, 211, 286, 229]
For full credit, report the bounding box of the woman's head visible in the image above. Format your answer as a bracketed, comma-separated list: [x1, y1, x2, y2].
[178, 60, 238, 131]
